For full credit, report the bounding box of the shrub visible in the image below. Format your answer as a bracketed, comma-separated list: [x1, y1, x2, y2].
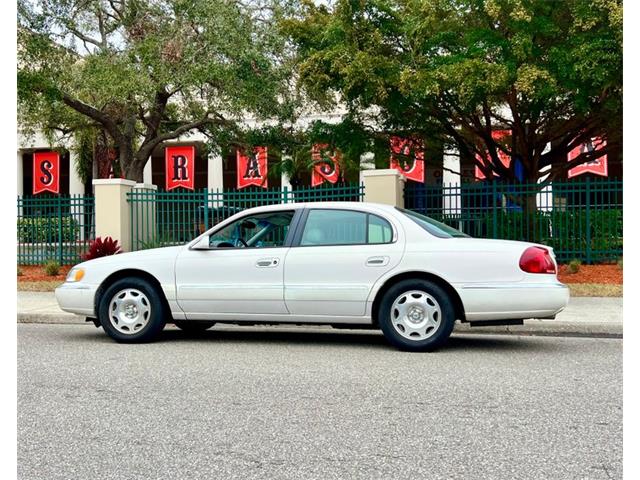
[617, 257, 623, 270]
[82, 237, 122, 261]
[17, 266, 23, 277]
[43, 261, 60, 276]
[566, 259, 582, 274]
[17, 217, 79, 243]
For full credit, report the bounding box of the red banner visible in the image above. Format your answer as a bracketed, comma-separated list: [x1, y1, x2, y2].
[311, 144, 341, 186]
[165, 145, 195, 191]
[33, 151, 60, 194]
[568, 137, 608, 178]
[475, 130, 511, 180]
[389, 136, 425, 183]
[237, 147, 268, 189]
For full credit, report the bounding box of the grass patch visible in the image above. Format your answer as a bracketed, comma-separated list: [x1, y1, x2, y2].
[17, 281, 63, 292]
[569, 283, 622, 297]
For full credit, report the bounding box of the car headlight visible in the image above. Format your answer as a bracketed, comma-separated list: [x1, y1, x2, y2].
[66, 267, 85, 282]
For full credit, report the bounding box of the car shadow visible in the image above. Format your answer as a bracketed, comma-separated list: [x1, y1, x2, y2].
[63, 324, 560, 353]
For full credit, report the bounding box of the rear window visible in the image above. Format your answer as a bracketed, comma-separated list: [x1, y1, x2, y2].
[397, 208, 469, 238]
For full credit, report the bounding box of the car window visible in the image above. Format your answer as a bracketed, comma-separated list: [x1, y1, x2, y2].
[209, 211, 295, 248]
[300, 209, 393, 246]
[396, 208, 469, 238]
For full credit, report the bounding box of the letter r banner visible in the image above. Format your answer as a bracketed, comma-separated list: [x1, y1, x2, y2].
[33, 151, 60, 194]
[165, 145, 195, 191]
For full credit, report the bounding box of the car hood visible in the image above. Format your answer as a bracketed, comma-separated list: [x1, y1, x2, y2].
[73, 245, 185, 270]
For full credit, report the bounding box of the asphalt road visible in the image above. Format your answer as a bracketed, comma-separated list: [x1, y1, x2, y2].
[18, 324, 622, 480]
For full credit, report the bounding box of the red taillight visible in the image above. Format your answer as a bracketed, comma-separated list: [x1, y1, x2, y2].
[519, 246, 556, 274]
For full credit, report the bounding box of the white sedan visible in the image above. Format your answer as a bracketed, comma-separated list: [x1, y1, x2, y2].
[56, 202, 569, 351]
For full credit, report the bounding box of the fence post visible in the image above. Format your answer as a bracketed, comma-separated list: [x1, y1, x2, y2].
[131, 183, 158, 250]
[58, 195, 63, 265]
[585, 177, 592, 264]
[492, 181, 498, 239]
[203, 189, 209, 232]
[363, 169, 405, 207]
[283, 186, 288, 204]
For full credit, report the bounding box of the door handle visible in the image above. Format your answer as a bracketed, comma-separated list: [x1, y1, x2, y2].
[366, 256, 389, 267]
[256, 258, 280, 268]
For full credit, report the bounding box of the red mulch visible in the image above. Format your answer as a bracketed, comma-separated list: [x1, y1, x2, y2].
[17, 265, 72, 282]
[17, 263, 622, 285]
[557, 264, 622, 284]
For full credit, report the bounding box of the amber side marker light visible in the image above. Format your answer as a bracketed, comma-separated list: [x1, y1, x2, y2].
[519, 246, 556, 274]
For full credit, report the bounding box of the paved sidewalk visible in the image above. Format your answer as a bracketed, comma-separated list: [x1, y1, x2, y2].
[16, 291, 622, 337]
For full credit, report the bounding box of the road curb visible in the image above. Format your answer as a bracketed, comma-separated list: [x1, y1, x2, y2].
[16, 313, 623, 338]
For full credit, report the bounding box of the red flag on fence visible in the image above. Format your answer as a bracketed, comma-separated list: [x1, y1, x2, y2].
[237, 147, 268, 189]
[33, 151, 60, 194]
[475, 130, 512, 180]
[165, 145, 195, 191]
[311, 144, 341, 187]
[389, 136, 425, 183]
[567, 137, 608, 178]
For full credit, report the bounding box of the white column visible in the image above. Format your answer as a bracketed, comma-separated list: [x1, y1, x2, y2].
[143, 158, 153, 185]
[280, 155, 293, 201]
[68, 151, 86, 240]
[17, 150, 24, 197]
[359, 152, 375, 188]
[69, 151, 85, 195]
[443, 147, 461, 222]
[207, 152, 224, 192]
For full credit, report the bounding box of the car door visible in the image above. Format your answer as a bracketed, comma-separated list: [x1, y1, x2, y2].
[175, 209, 299, 319]
[283, 207, 404, 317]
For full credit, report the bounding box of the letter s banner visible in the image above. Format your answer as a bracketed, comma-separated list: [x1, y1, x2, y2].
[33, 151, 60, 194]
[165, 145, 195, 191]
[389, 136, 425, 183]
[237, 147, 268, 189]
[311, 144, 341, 187]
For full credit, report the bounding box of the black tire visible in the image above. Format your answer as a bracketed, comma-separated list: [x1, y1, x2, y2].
[174, 320, 216, 333]
[378, 279, 456, 352]
[98, 277, 167, 343]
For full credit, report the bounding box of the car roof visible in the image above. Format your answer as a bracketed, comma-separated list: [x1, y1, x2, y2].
[239, 201, 398, 215]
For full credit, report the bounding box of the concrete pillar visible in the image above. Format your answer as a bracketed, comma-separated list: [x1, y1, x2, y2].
[143, 158, 153, 185]
[93, 179, 136, 252]
[208, 152, 224, 192]
[363, 169, 405, 208]
[131, 183, 158, 250]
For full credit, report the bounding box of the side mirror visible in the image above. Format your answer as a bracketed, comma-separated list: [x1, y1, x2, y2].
[191, 236, 211, 250]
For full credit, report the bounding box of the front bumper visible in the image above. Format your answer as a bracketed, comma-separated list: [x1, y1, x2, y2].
[457, 282, 570, 321]
[55, 283, 98, 316]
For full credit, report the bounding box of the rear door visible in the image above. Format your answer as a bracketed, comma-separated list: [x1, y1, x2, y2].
[283, 208, 404, 317]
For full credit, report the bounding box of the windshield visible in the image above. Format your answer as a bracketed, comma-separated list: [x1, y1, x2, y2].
[397, 208, 469, 238]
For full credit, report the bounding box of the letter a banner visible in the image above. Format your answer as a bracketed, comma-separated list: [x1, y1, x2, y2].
[389, 136, 425, 183]
[33, 151, 60, 194]
[237, 147, 268, 189]
[165, 145, 195, 191]
[311, 144, 341, 187]
[567, 137, 608, 178]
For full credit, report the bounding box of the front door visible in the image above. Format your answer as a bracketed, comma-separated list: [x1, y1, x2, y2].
[284, 208, 404, 317]
[175, 209, 297, 319]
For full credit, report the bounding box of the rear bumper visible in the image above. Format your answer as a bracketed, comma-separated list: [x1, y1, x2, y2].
[457, 282, 570, 321]
[55, 283, 97, 316]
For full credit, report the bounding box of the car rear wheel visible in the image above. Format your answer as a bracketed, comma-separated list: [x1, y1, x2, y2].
[98, 277, 167, 343]
[378, 279, 455, 352]
[174, 320, 216, 333]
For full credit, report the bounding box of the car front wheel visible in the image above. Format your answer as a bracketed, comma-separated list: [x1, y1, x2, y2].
[98, 277, 167, 343]
[378, 279, 456, 352]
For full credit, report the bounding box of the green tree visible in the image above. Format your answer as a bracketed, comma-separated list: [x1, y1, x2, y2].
[18, 0, 293, 181]
[283, 0, 622, 183]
